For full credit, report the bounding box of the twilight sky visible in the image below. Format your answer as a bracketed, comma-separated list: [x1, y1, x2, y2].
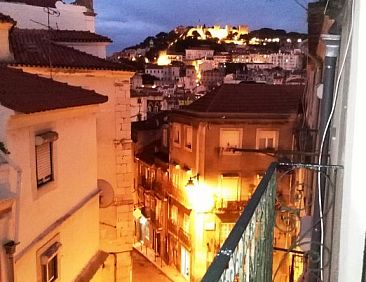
[93, 0, 311, 53]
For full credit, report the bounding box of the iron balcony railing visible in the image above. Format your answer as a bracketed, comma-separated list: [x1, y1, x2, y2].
[202, 162, 277, 282]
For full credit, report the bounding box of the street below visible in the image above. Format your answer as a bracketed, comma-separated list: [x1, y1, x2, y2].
[132, 249, 172, 282]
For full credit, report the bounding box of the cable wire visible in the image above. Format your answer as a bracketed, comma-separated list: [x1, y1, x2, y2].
[317, 0, 354, 280]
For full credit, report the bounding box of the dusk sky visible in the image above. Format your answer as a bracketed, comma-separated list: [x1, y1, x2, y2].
[93, 0, 311, 53]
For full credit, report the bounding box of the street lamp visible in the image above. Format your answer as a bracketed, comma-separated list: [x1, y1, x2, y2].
[185, 174, 200, 189]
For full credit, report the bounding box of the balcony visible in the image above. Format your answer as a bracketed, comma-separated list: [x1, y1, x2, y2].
[178, 227, 191, 249]
[167, 219, 178, 235]
[152, 181, 165, 196]
[139, 176, 153, 190]
[202, 162, 277, 282]
[165, 182, 190, 208]
[215, 200, 248, 213]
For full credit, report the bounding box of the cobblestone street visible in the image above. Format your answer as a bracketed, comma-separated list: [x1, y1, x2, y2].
[132, 250, 172, 282]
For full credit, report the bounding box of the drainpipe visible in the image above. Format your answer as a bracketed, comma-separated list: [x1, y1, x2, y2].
[309, 33, 340, 281]
[3, 241, 17, 282]
[0, 151, 22, 282]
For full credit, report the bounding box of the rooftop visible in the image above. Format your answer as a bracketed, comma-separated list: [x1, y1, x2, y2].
[0, 66, 107, 113]
[8, 28, 133, 71]
[1, 0, 58, 8]
[180, 84, 303, 115]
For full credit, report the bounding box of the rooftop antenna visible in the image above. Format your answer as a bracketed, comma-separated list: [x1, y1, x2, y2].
[43, 6, 60, 78]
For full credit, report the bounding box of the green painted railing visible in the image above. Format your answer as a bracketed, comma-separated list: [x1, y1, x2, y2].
[201, 163, 277, 282]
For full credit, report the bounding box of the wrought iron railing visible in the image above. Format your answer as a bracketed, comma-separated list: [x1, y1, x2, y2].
[178, 227, 191, 249]
[201, 162, 277, 282]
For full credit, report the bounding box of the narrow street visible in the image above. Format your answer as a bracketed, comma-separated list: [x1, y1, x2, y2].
[132, 250, 172, 282]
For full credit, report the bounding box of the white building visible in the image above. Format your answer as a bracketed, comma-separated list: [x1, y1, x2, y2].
[145, 64, 180, 83]
[185, 47, 214, 60]
[0, 3, 136, 281]
[268, 51, 303, 70]
[0, 66, 107, 282]
[0, 0, 96, 32]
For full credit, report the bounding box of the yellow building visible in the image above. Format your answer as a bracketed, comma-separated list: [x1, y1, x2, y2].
[134, 84, 304, 281]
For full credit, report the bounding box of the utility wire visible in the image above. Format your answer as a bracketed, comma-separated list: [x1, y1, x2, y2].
[317, 0, 354, 280]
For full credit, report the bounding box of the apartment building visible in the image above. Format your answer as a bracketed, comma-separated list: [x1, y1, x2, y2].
[0, 2, 136, 280]
[133, 84, 303, 281]
[0, 66, 107, 282]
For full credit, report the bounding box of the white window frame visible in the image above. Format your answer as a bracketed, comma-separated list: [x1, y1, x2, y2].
[184, 125, 193, 151]
[172, 123, 181, 147]
[35, 131, 58, 188]
[256, 129, 279, 150]
[37, 236, 61, 282]
[219, 128, 242, 155]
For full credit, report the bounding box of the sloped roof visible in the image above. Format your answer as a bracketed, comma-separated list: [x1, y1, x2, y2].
[9, 28, 134, 71]
[182, 84, 303, 115]
[29, 29, 112, 43]
[0, 67, 108, 113]
[0, 12, 16, 24]
[1, 0, 58, 8]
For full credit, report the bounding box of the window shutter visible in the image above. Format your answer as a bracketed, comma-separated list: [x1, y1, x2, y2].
[36, 143, 52, 185]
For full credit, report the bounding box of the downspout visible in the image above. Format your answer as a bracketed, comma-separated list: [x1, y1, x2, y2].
[309, 33, 340, 281]
[0, 151, 22, 282]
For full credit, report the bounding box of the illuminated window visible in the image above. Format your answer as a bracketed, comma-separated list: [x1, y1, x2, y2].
[170, 205, 178, 224]
[184, 126, 193, 150]
[35, 131, 58, 188]
[183, 213, 190, 233]
[256, 129, 279, 150]
[220, 128, 242, 154]
[172, 123, 181, 146]
[220, 174, 240, 201]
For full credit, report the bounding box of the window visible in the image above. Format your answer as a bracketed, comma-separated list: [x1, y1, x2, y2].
[35, 131, 58, 187]
[220, 174, 240, 201]
[162, 128, 168, 148]
[256, 129, 278, 150]
[39, 241, 61, 282]
[220, 129, 242, 154]
[183, 213, 190, 233]
[184, 126, 192, 150]
[172, 123, 181, 146]
[170, 205, 178, 224]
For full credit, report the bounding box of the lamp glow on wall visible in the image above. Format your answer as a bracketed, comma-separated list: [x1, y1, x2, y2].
[186, 174, 214, 212]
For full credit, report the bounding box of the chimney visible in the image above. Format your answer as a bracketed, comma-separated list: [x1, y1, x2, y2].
[0, 13, 15, 62]
[73, 0, 96, 16]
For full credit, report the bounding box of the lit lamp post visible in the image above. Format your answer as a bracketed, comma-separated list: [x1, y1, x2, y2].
[185, 174, 214, 212]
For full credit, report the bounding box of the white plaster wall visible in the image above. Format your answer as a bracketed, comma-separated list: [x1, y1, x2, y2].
[0, 1, 95, 32]
[336, 0, 366, 280]
[6, 108, 99, 253]
[14, 67, 135, 281]
[57, 42, 108, 59]
[15, 195, 100, 282]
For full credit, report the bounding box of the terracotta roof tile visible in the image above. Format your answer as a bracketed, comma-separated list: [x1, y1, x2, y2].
[2, 0, 58, 8]
[34, 29, 112, 43]
[0, 67, 108, 113]
[9, 28, 134, 71]
[183, 84, 303, 114]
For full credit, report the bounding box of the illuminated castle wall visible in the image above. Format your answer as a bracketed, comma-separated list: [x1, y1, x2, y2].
[187, 24, 249, 40]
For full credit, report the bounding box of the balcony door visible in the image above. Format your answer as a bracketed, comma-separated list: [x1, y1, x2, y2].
[181, 246, 190, 280]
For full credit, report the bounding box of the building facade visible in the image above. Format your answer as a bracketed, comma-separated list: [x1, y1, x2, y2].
[0, 66, 108, 282]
